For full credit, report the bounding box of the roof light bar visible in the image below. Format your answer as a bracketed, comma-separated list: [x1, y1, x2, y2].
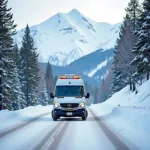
[59, 74, 80, 79]
[59, 76, 67, 79]
[73, 76, 80, 79]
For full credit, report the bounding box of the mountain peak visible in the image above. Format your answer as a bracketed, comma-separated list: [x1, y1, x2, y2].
[68, 9, 80, 15]
[15, 9, 121, 66]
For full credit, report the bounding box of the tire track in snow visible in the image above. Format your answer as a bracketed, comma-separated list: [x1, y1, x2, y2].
[0, 112, 50, 138]
[88, 108, 130, 150]
[34, 120, 69, 150]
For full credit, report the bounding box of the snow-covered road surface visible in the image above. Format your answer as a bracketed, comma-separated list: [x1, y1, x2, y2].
[0, 112, 50, 138]
[0, 108, 136, 150]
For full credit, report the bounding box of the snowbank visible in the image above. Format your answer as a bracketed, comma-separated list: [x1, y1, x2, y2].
[104, 80, 150, 108]
[0, 105, 52, 131]
[90, 80, 150, 150]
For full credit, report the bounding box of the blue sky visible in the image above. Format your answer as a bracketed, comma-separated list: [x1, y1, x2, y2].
[8, 0, 143, 30]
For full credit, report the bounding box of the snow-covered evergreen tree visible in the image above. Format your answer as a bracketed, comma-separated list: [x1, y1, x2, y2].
[54, 75, 58, 86]
[10, 43, 26, 110]
[38, 78, 49, 106]
[20, 25, 40, 107]
[0, 0, 17, 110]
[13, 43, 20, 68]
[12, 67, 26, 110]
[132, 0, 150, 80]
[112, 14, 136, 91]
[111, 69, 128, 94]
[93, 86, 98, 104]
[45, 61, 54, 104]
[126, 0, 141, 30]
[112, 0, 141, 93]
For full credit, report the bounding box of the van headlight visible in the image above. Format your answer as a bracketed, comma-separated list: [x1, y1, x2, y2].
[53, 102, 60, 108]
[79, 102, 85, 108]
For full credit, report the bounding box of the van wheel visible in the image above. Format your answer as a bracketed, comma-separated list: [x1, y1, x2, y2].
[86, 110, 88, 118]
[53, 116, 57, 121]
[82, 116, 86, 120]
[82, 110, 88, 121]
[52, 110, 57, 121]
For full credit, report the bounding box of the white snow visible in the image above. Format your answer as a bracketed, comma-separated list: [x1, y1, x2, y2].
[57, 111, 115, 150]
[0, 81, 150, 149]
[146, 16, 150, 19]
[86, 58, 112, 77]
[90, 80, 150, 150]
[0, 106, 58, 150]
[14, 9, 121, 66]
[0, 105, 116, 150]
[0, 105, 52, 131]
[143, 58, 148, 63]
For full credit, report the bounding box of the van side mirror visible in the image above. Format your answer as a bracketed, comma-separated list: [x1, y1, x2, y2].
[50, 93, 54, 98]
[85, 93, 90, 99]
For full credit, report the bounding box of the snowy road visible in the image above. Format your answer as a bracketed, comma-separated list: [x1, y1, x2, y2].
[0, 108, 136, 150]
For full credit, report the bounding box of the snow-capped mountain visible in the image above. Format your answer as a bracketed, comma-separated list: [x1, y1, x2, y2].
[69, 48, 114, 83]
[40, 48, 114, 87]
[14, 9, 120, 66]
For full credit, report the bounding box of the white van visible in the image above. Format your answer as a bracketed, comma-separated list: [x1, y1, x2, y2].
[50, 74, 90, 121]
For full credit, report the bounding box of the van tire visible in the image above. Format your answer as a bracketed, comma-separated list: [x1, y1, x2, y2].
[82, 110, 88, 121]
[82, 116, 86, 120]
[52, 110, 57, 121]
[86, 110, 88, 118]
[53, 116, 57, 121]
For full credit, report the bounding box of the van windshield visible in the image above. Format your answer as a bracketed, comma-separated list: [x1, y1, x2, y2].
[55, 86, 84, 97]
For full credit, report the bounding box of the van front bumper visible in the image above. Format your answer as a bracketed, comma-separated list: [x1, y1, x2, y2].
[53, 108, 86, 117]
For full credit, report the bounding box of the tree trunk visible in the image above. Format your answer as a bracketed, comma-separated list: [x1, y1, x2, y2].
[140, 79, 142, 85]
[27, 79, 29, 107]
[0, 104, 2, 110]
[132, 82, 136, 92]
[130, 81, 132, 90]
[147, 72, 149, 80]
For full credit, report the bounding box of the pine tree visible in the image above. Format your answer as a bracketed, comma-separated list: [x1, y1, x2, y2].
[132, 0, 150, 80]
[93, 86, 98, 104]
[112, 0, 141, 93]
[0, 0, 17, 110]
[12, 67, 26, 110]
[111, 69, 128, 94]
[13, 43, 20, 68]
[54, 75, 58, 86]
[99, 78, 108, 102]
[20, 25, 40, 107]
[38, 78, 49, 106]
[126, 0, 141, 30]
[112, 14, 136, 91]
[45, 61, 53, 81]
[11, 43, 26, 110]
[45, 61, 54, 104]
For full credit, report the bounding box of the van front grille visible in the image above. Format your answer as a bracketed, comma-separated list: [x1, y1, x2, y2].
[60, 103, 79, 109]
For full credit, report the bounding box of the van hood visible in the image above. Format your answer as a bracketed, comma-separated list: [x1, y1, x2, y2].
[54, 97, 86, 104]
